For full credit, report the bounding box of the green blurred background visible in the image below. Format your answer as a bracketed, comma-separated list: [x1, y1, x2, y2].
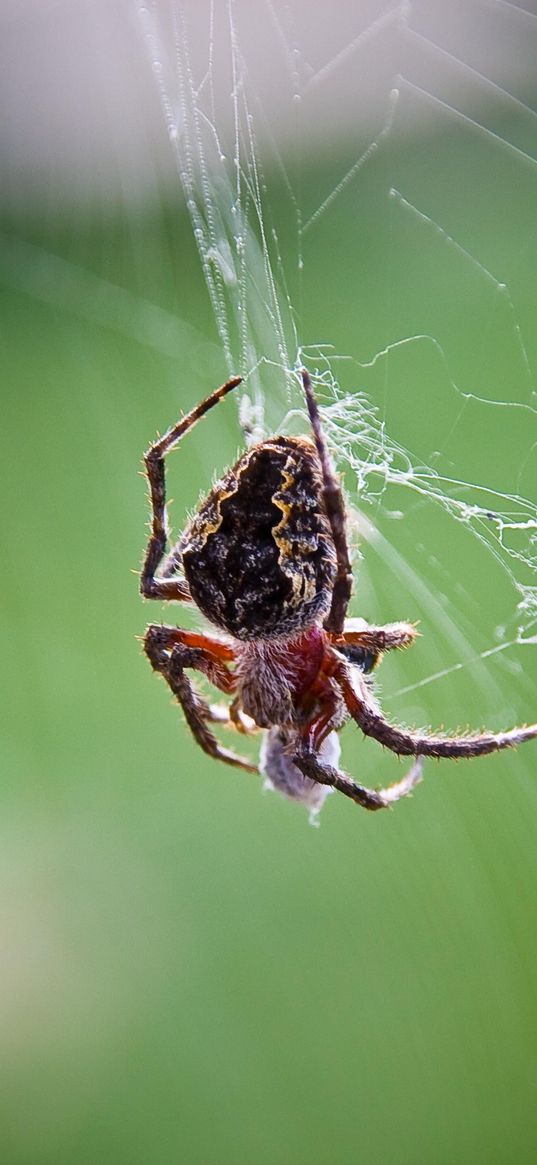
[2, 3, 537, 1163]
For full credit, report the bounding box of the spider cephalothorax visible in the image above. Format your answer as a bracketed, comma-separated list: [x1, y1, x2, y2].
[141, 370, 537, 817]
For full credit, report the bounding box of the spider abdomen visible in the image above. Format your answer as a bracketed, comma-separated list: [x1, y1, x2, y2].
[182, 436, 337, 640]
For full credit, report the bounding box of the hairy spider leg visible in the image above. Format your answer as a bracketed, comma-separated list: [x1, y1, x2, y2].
[141, 376, 243, 601]
[144, 625, 257, 773]
[338, 619, 418, 672]
[291, 638, 424, 810]
[335, 655, 537, 759]
[342, 620, 417, 654]
[293, 742, 424, 810]
[301, 369, 353, 638]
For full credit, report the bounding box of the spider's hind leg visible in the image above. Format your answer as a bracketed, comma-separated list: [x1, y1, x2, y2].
[301, 369, 353, 637]
[141, 376, 242, 601]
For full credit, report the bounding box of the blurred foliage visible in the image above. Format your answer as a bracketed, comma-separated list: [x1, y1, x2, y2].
[1, 131, 537, 1165]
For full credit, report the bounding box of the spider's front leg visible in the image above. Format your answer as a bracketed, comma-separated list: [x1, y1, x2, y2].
[292, 684, 424, 811]
[293, 745, 424, 810]
[334, 654, 537, 759]
[144, 624, 257, 774]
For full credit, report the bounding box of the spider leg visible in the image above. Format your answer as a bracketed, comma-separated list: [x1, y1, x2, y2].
[141, 376, 242, 601]
[337, 619, 418, 674]
[293, 744, 424, 811]
[342, 618, 418, 654]
[335, 655, 537, 758]
[293, 679, 423, 809]
[144, 624, 257, 773]
[206, 700, 257, 734]
[301, 369, 353, 637]
[229, 698, 259, 734]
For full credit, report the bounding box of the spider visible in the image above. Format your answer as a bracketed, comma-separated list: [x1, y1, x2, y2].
[141, 370, 537, 815]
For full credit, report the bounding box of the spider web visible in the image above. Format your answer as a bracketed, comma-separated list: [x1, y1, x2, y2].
[138, 0, 537, 712]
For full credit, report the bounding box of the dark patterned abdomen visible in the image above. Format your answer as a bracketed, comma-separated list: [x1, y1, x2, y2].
[182, 436, 336, 640]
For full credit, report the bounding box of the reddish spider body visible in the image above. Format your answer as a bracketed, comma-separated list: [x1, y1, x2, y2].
[234, 626, 327, 729]
[141, 371, 537, 817]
